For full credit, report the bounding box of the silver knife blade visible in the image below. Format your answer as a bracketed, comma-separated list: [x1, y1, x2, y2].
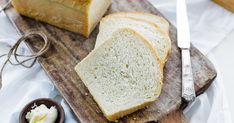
[177, 0, 190, 49]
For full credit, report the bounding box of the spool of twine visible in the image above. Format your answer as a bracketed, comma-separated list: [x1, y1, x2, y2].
[0, 32, 50, 89]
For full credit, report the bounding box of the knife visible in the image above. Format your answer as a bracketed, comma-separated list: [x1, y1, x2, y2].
[177, 0, 196, 102]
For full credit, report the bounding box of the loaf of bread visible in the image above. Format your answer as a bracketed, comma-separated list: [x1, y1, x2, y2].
[75, 28, 163, 121]
[11, 0, 112, 37]
[95, 15, 171, 63]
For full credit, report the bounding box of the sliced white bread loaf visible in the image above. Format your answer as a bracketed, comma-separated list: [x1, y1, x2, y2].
[75, 28, 163, 121]
[95, 17, 171, 63]
[107, 12, 170, 34]
[12, 0, 112, 37]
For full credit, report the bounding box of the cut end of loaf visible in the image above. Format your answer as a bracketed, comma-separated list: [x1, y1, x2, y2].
[75, 28, 163, 121]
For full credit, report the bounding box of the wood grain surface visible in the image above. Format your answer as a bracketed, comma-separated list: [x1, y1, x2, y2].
[2, 0, 217, 122]
[213, 0, 234, 12]
[159, 110, 187, 123]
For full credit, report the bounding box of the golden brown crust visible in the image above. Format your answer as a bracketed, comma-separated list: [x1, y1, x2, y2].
[49, 0, 91, 12]
[75, 28, 163, 121]
[11, 0, 90, 37]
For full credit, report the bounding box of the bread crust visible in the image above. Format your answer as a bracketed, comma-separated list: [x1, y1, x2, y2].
[11, 0, 111, 37]
[11, 0, 89, 36]
[49, 0, 91, 12]
[75, 28, 163, 121]
[105, 12, 170, 34]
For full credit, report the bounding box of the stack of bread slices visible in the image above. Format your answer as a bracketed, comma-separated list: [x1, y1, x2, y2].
[75, 12, 171, 121]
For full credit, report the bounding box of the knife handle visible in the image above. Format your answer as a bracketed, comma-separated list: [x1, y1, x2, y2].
[181, 49, 196, 102]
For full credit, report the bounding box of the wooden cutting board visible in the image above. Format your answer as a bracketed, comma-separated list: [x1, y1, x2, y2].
[2, 0, 217, 122]
[213, 0, 234, 12]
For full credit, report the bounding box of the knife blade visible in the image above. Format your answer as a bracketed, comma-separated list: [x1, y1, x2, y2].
[177, 0, 190, 49]
[177, 0, 196, 102]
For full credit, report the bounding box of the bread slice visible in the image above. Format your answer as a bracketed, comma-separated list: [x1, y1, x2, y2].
[95, 17, 171, 63]
[75, 28, 163, 121]
[107, 12, 170, 34]
[12, 0, 111, 37]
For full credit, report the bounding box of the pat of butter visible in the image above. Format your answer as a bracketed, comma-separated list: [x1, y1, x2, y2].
[26, 104, 58, 123]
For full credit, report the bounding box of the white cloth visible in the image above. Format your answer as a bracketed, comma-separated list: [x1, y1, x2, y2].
[149, 0, 234, 54]
[184, 54, 232, 123]
[0, 0, 233, 122]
